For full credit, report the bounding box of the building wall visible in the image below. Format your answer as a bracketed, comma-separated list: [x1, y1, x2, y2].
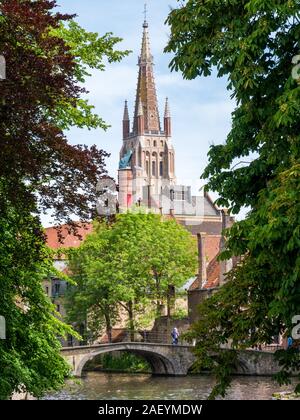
[150, 316, 191, 344]
[188, 288, 218, 324]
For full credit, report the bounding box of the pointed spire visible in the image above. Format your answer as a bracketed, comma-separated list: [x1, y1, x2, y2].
[137, 97, 144, 116]
[123, 100, 130, 121]
[123, 100, 130, 139]
[133, 17, 161, 135]
[140, 18, 152, 64]
[164, 97, 171, 137]
[137, 97, 145, 136]
[164, 97, 171, 118]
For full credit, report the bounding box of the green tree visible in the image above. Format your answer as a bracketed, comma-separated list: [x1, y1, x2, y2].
[143, 214, 198, 317]
[0, 183, 75, 400]
[0, 0, 129, 399]
[66, 222, 126, 344]
[166, 0, 300, 397]
[65, 212, 197, 341]
[0, 0, 130, 227]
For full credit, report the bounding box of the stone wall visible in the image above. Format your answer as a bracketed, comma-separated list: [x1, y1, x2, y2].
[150, 316, 190, 344]
[233, 350, 282, 376]
[188, 288, 217, 324]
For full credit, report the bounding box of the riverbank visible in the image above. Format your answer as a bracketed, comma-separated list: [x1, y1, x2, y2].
[272, 391, 300, 400]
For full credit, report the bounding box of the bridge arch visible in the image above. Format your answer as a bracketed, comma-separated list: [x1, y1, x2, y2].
[73, 344, 179, 377]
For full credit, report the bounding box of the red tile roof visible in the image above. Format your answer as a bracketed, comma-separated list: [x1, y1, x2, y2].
[45, 223, 93, 250]
[204, 254, 220, 289]
[189, 254, 220, 291]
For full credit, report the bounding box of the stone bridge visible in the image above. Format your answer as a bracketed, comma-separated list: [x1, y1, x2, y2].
[61, 342, 283, 378]
[61, 342, 196, 377]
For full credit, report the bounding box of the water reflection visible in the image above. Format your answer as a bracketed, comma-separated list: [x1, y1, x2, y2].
[43, 372, 296, 400]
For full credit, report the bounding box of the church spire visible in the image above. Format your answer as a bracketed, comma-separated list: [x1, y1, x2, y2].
[164, 97, 171, 137]
[123, 100, 130, 139]
[137, 96, 145, 135]
[133, 17, 161, 135]
[164, 97, 170, 118]
[123, 100, 129, 121]
[137, 97, 144, 117]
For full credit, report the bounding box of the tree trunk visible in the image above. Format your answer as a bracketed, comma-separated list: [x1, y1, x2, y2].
[167, 292, 171, 318]
[154, 270, 161, 317]
[128, 301, 135, 342]
[167, 284, 175, 318]
[104, 310, 112, 343]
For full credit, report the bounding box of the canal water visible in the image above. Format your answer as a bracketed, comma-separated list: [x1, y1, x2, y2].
[43, 372, 296, 400]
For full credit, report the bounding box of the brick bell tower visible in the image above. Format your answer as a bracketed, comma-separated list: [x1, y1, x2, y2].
[118, 17, 176, 211]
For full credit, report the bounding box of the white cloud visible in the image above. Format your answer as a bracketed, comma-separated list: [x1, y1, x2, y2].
[84, 65, 137, 104]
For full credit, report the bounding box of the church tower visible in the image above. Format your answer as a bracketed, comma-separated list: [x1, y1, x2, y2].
[118, 18, 176, 211]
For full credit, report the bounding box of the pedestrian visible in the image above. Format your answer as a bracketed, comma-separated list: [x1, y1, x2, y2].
[287, 336, 293, 349]
[171, 327, 179, 345]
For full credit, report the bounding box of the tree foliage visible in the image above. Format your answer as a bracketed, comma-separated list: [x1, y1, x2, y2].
[0, 182, 75, 399]
[0, 0, 129, 399]
[166, 0, 300, 397]
[0, 0, 129, 227]
[65, 212, 197, 341]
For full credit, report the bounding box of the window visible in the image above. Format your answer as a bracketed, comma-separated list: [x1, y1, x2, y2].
[153, 140, 157, 147]
[138, 145, 142, 166]
[45, 286, 49, 295]
[170, 189, 175, 202]
[54, 283, 60, 295]
[56, 304, 60, 313]
[67, 334, 73, 347]
[152, 161, 156, 176]
[146, 160, 149, 176]
[161, 141, 164, 147]
[174, 190, 185, 201]
[159, 161, 163, 177]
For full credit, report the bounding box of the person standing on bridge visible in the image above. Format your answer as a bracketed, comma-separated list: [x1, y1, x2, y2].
[171, 327, 179, 345]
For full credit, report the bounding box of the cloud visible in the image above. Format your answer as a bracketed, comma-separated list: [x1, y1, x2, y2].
[84, 65, 137, 104]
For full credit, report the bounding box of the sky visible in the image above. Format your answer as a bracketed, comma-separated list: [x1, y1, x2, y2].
[43, 0, 237, 226]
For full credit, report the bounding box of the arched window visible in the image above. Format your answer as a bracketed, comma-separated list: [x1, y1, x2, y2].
[161, 141, 164, 147]
[153, 140, 157, 147]
[152, 161, 156, 176]
[159, 161, 163, 177]
[145, 152, 150, 176]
